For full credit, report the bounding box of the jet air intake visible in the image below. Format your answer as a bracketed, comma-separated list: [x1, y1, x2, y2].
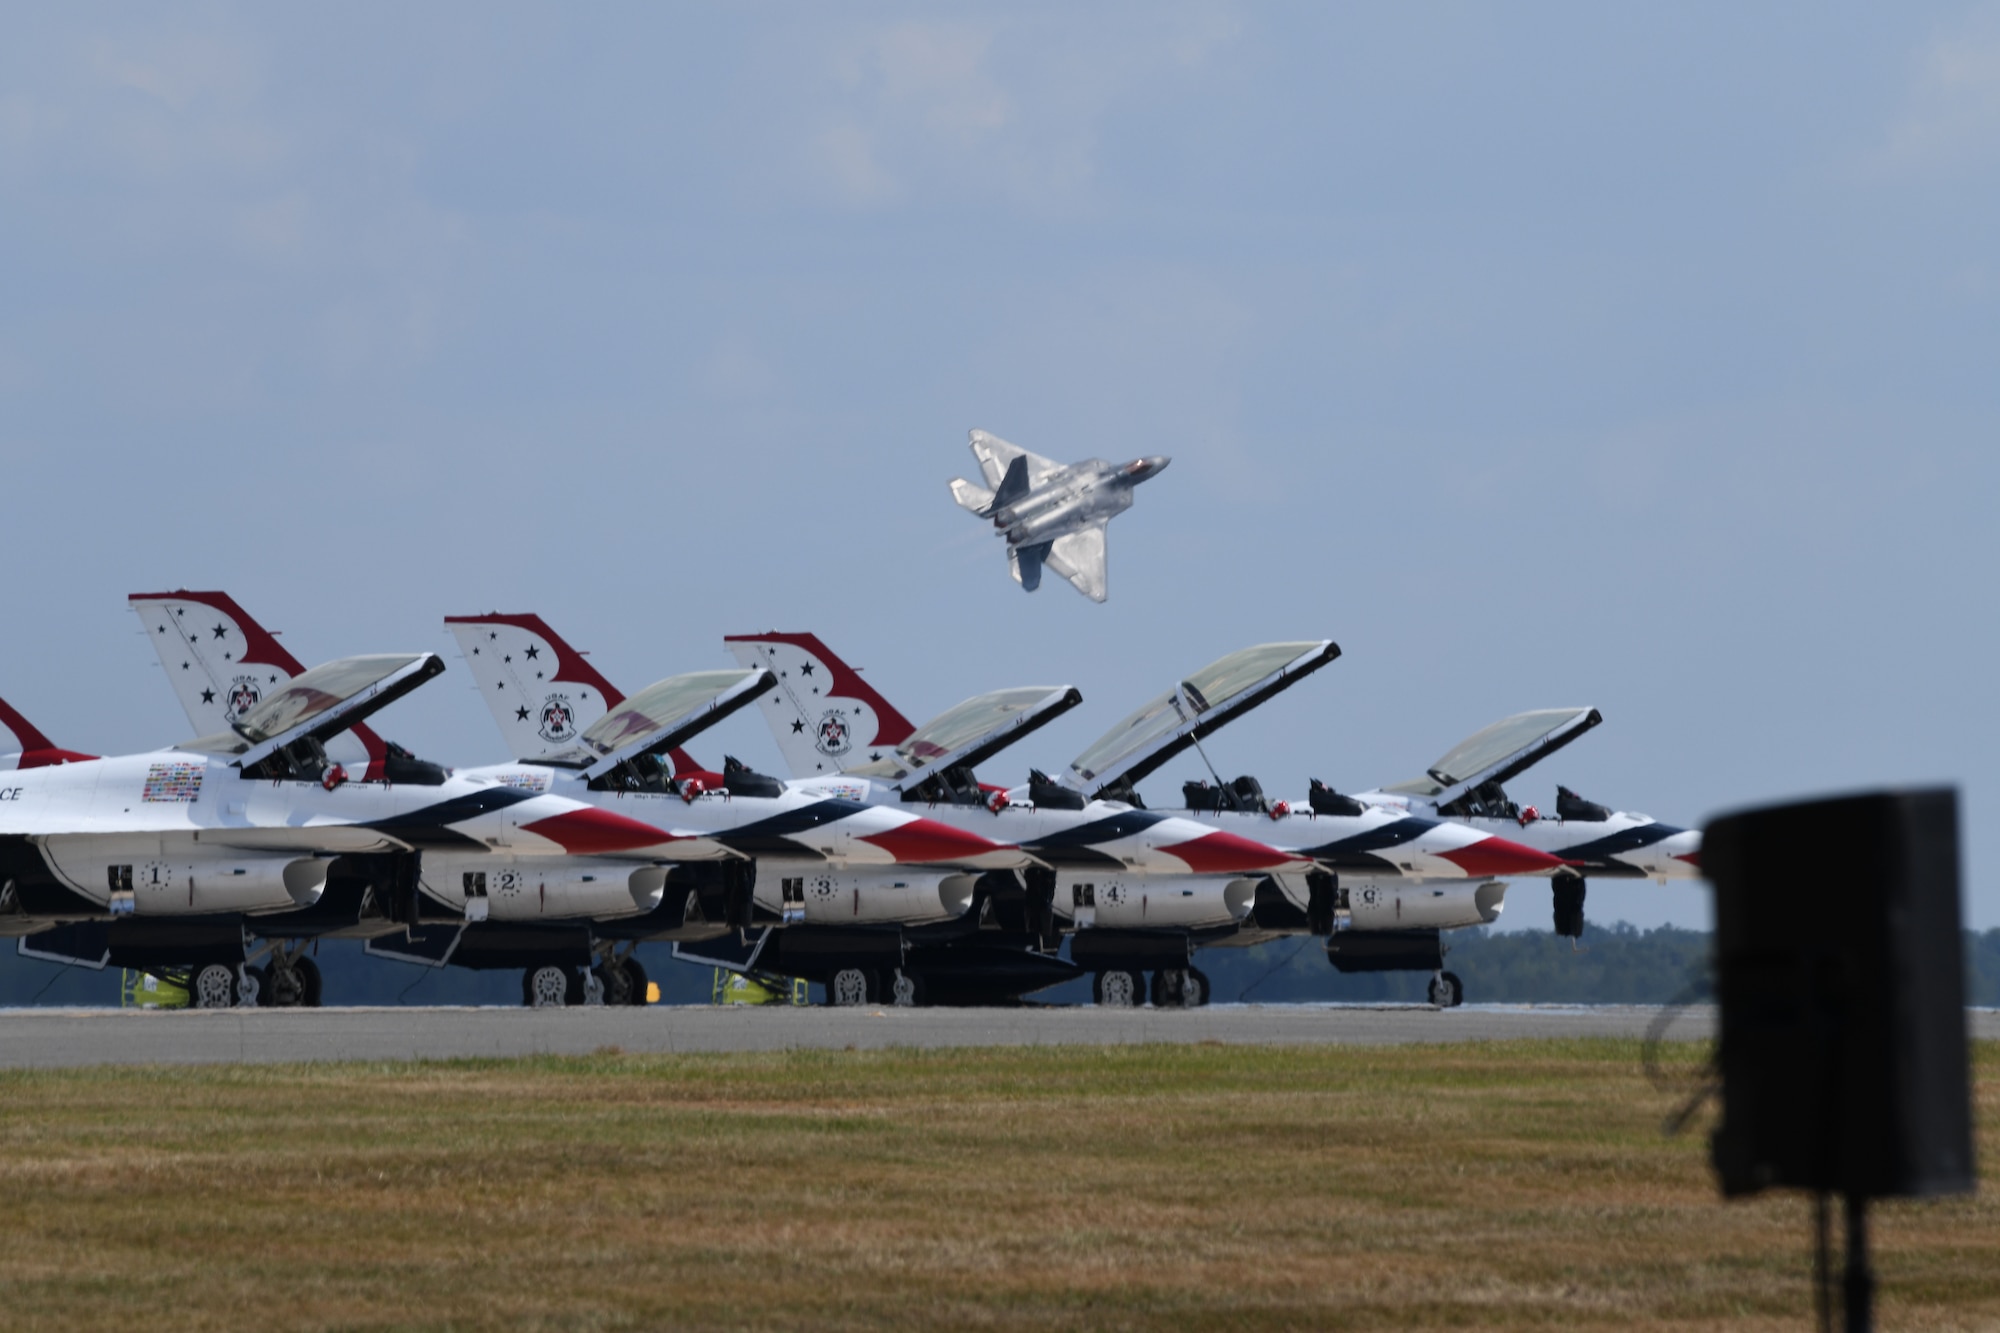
[38, 839, 331, 916]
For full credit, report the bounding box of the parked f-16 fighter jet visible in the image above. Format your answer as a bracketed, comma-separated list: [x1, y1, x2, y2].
[1, 654, 670, 1008]
[949, 429, 1168, 602]
[1351, 707, 1703, 942]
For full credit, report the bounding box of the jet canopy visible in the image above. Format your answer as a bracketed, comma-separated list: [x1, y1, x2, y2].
[1381, 707, 1603, 807]
[178, 652, 444, 769]
[1066, 640, 1341, 797]
[845, 685, 1081, 788]
[544, 668, 773, 779]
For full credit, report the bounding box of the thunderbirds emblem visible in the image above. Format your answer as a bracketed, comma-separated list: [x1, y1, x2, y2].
[224, 676, 263, 723]
[538, 695, 578, 743]
[815, 711, 851, 757]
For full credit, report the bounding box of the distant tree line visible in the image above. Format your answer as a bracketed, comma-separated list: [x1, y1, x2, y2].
[4, 924, 1998, 1009]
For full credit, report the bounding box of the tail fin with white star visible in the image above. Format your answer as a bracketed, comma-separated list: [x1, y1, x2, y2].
[721, 632, 917, 778]
[128, 590, 393, 776]
[440, 613, 713, 779]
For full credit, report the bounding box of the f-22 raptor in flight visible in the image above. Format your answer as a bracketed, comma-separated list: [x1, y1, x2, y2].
[949, 429, 1168, 602]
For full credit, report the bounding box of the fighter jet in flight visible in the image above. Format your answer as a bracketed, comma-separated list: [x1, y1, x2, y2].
[949, 429, 1168, 602]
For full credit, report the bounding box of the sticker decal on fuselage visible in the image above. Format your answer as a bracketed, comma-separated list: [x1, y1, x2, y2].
[142, 762, 203, 803]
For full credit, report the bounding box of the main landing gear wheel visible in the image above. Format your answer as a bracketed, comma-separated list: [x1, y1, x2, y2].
[1093, 968, 1142, 1008]
[620, 957, 649, 1006]
[1428, 970, 1464, 1009]
[294, 955, 323, 1007]
[523, 965, 578, 1008]
[1184, 966, 1211, 1008]
[888, 970, 926, 1008]
[265, 956, 324, 1008]
[190, 963, 237, 1009]
[828, 967, 876, 1007]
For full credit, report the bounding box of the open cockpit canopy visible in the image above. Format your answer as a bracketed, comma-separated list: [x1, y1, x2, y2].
[1381, 707, 1602, 803]
[544, 668, 773, 779]
[846, 685, 1081, 786]
[178, 653, 445, 769]
[1066, 640, 1340, 798]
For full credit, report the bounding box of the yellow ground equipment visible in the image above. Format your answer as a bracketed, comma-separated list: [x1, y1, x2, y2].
[121, 971, 190, 1009]
[711, 969, 808, 1006]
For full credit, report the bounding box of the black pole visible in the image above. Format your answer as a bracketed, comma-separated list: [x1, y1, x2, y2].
[1815, 1192, 1832, 1333]
[1843, 1192, 1873, 1333]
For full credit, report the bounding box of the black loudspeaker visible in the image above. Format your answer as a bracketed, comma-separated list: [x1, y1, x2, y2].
[1705, 788, 1974, 1201]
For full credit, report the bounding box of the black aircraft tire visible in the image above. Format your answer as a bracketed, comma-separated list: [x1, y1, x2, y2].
[888, 969, 926, 1008]
[1185, 966, 1212, 1008]
[621, 957, 650, 1006]
[1094, 968, 1142, 1009]
[524, 965, 575, 1009]
[263, 963, 301, 1008]
[295, 955, 323, 1008]
[1428, 971, 1465, 1009]
[828, 967, 875, 1008]
[191, 963, 236, 1010]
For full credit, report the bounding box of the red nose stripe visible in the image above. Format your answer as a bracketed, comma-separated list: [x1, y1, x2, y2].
[1160, 830, 1295, 873]
[1675, 850, 1702, 869]
[1435, 837, 1567, 877]
[521, 807, 670, 854]
[859, 819, 1009, 864]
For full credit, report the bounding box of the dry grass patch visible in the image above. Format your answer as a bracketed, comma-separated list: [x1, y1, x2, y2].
[0, 1039, 1991, 1330]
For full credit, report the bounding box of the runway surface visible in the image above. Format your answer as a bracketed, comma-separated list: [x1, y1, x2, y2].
[0, 1002, 1730, 1068]
[3, 1004, 1991, 1070]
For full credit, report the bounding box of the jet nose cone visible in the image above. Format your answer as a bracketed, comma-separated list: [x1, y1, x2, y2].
[1654, 827, 1703, 871]
[1435, 836, 1569, 878]
[1159, 828, 1297, 873]
[858, 817, 1012, 865]
[1125, 456, 1170, 482]
[521, 806, 669, 855]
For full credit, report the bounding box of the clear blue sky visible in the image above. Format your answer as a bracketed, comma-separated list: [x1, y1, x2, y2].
[4, 3, 1995, 932]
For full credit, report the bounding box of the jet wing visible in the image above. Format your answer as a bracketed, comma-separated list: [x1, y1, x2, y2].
[1067, 641, 1342, 798]
[1380, 707, 1603, 807]
[539, 668, 774, 780]
[968, 429, 1063, 490]
[177, 653, 446, 771]
[1043, 522, 1108, 603]
[844, 685, 1083, 790]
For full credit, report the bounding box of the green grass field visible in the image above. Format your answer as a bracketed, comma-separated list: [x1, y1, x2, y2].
[0, 1040, 1993, 1330]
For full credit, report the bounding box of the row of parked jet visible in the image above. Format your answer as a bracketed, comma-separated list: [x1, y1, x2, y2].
[0, 591, 1703, 1010]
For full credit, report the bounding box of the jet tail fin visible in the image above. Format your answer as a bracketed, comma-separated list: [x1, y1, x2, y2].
[0, 695, 94, 769]
[443, 613, 634, 764]
[129, 591, 391, 776]
[723, 632, 918, 778]
[986, 454, 1031, 515]
[1011, 541, 1053, 592]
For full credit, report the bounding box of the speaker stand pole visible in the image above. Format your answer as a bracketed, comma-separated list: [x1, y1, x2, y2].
[1843, 1191, 1873, 1333]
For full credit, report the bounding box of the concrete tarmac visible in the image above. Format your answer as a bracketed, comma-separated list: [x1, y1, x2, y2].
[3, 1005, 1993, 1071]
[0, 1002, 1735, 1069]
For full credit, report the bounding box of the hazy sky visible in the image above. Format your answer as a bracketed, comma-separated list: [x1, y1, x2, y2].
[4, 4, 1996, 933]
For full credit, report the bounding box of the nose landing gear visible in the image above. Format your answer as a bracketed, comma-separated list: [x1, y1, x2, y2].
[1427, 969, 1465, 1008]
